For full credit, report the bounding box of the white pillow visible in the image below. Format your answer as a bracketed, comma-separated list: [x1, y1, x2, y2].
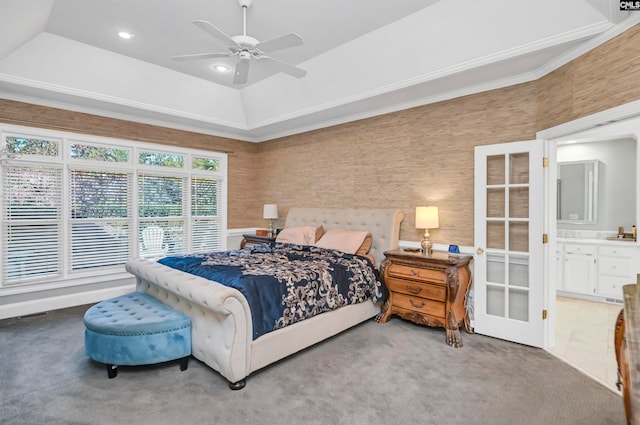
[315, 229, 369, 254]
[275, 226, 318, 245]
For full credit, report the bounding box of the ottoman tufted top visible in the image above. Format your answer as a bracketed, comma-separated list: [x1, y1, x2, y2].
[84, 292, 191, 336]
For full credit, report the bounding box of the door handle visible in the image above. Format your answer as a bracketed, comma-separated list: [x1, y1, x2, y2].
[476, 247, 484, 255]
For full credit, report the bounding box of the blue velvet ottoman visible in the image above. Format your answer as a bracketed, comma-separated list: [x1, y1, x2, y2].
[84, 292, 191, 378]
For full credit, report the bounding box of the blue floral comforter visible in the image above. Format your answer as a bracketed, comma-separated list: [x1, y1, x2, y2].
[158, 243, 387, 340]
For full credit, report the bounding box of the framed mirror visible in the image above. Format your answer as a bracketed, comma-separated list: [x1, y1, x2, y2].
[557, 159, 599, 224]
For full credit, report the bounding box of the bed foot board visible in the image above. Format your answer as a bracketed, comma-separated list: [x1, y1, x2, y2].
[228, 379, 246, 390]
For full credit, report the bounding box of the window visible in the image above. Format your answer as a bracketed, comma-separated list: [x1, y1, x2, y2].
[70, 142, 130, 162]
[69, 169, 131, 269]
[0, 125, 227, 287]
[138, 173, 184, 258]
[192, 177, 223, 253]
[2, 164, 62, 281]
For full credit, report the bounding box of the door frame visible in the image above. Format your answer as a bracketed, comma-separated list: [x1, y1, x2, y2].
[538, 99, 640, 349]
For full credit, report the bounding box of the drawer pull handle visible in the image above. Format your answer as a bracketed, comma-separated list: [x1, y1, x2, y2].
[406, 285, 422, 295]
[410, 299, 426, 309]
[411, 270, 418, 276]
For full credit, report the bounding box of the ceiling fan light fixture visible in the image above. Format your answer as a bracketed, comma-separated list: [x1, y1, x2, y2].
[118, 31, 134, 39]
[212, 64, 230, 72]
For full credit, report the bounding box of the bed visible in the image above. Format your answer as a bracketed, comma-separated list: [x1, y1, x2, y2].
[125, 207, 403, 389]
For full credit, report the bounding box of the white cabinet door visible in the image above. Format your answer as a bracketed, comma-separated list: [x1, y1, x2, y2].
[598, 245, 636, 299]
[563, 252, 596, 295]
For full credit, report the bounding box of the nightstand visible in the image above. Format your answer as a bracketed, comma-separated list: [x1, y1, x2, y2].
[240, 234, 276, 249]
[377, 249, 473, 348]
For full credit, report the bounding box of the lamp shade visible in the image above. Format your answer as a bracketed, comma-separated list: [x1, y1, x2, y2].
[415, 206, 439, 229]
[263, 204, 278, 219]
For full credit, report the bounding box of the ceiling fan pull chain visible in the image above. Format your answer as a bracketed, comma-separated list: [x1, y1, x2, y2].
[242, 5, 247, 37]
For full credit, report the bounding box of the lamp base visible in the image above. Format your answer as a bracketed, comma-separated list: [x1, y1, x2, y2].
[420, 229, 433, 255]
[267, 221, 275, 238]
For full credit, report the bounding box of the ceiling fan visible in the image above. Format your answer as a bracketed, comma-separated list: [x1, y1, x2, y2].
[173, 0, 307, 84]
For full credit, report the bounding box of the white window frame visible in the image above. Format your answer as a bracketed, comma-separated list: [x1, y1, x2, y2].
[0, 123, 227, 293]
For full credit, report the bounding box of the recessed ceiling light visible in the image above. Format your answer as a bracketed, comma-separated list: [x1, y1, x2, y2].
[212, 64, 230, 73]
[118, 31, 134, 39]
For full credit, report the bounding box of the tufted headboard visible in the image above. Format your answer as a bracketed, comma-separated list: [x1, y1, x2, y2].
[284, 208, 404, 266]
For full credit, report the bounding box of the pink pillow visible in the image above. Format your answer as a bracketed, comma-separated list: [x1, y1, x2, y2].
[315, 229, 369, 254]
[276, 226, 318, 245]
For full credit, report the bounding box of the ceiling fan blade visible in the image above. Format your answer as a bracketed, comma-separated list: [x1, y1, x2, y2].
[233, 60, 250, 84]
[255, 33, 304, 53]
[192, 20, 239, 47]
[258, 56, 307, 79]
[172, 52, 231, 61]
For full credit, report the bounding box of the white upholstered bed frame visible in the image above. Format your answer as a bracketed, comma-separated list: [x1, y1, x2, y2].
[125, 207, 403, 389]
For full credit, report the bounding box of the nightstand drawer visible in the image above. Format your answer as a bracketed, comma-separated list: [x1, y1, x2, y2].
[384, 277, 447, 301]
[394, 293, 445, 318]
[387, 263, 446, 284]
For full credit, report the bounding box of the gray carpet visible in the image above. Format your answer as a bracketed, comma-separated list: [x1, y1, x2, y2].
[0, 304, 625, 425]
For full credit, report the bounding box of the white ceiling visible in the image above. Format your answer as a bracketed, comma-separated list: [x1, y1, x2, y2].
[0, 0, 636, 142]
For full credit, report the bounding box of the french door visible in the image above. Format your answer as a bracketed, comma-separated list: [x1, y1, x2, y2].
[474, 140, 546, 347]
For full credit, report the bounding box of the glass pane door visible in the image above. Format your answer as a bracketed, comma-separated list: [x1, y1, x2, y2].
[474, 140, 544, 347]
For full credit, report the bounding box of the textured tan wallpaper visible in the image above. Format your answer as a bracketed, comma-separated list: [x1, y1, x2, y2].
[536, 24, 640, 130]
[258, 84, 539, 245]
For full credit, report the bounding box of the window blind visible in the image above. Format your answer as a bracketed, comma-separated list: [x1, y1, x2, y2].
[2, 164, 63, 283]
[138, 173, 185, 259]
[69, 169, 131, 270]
[191, 177, 223, 253]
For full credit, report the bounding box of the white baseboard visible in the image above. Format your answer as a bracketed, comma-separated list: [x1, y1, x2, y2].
[0, 283, 136, 320]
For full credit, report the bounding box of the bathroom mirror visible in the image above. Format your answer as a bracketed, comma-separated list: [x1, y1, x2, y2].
[557, 160, 599, 224]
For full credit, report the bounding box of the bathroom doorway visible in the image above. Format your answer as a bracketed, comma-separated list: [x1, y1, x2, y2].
[539, 108, 640, 389]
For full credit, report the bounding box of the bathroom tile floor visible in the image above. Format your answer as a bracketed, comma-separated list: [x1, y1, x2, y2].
[548, 296, 622, 392]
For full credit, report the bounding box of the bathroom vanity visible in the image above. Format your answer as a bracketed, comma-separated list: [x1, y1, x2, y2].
[556, 138, 638, 302]
[557, 238, 639, 302]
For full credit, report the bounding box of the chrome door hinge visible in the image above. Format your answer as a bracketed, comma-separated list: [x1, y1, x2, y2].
[542, 233, 548, 244]
[542, 309, 548, 320]
[543, 157, 549, 168]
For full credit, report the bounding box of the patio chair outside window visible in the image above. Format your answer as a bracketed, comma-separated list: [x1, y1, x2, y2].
[140, 226, 168, 259]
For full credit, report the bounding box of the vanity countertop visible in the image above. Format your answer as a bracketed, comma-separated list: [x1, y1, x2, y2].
[557, 237, 639, 246]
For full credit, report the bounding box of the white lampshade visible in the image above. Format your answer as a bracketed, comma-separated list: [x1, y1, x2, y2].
[263, 204, 278, 219]
[415, 206, 439, 229]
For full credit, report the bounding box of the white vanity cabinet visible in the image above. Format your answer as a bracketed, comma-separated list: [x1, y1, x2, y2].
[597, 245, 637, 298]
[557, 240, 639, 301]
[562, 243, 597, 295]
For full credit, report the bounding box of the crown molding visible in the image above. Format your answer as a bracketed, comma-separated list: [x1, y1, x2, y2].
[534, 14, 640, 78]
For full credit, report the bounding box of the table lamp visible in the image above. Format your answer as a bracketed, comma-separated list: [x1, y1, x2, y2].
[416, 206, 439, 254]
[263, 204, 278, 237]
